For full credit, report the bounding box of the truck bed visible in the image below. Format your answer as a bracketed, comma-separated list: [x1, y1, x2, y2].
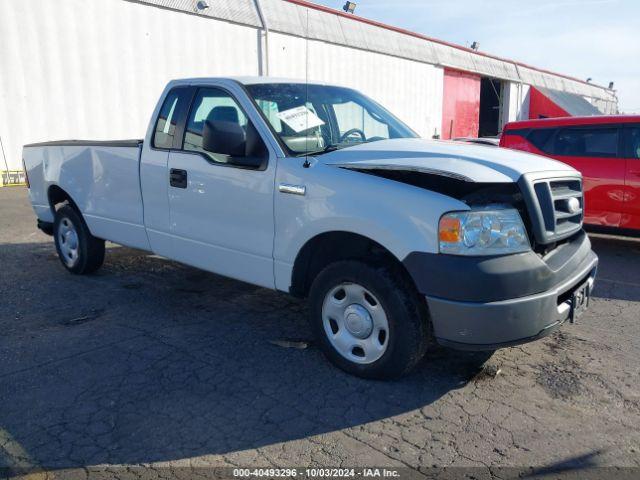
[23, 139, 150, 251]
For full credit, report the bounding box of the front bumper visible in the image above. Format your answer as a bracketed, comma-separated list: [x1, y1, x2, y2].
[403, 231, 598, 350]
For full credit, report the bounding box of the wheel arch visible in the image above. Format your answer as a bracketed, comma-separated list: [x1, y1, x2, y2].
[46, 184, 97, 236]
[47, 184, 80, 214]
[289, 230, 416, 299]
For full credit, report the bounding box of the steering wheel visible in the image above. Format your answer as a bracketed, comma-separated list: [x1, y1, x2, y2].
[339, 128, 367, 143]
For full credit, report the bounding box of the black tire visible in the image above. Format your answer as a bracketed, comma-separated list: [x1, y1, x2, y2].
[53, 204, 105, 274]
[309, 260, 430, 380]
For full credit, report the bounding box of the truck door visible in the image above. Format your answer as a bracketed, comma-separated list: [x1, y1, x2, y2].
[550, 126, 625, 228]
[141, 85, 193, 257]
[166, 86, 276, 288]
[622, 125, 640, 230]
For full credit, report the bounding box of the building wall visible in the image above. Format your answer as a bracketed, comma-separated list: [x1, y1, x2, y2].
[0, 1, 447, 172]
[256, 0, 616, 105]
[267, 32, 444, 139]
[441, 75, 530, 139]
[441, 69, 481, 139]
[0, 0, 616, 172]
[0, 0, 261, 172]
[591, 97, 619, 115]
[528, 87, 570, 119]
[501, 82, 531, 128]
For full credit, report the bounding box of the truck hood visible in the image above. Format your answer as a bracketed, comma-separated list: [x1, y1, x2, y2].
[320, 138, 576, 183]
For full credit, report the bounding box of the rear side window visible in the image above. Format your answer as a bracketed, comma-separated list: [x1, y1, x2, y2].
[153, 88, 190, 149]
[624, 127, 640, 159]
[553, 128, 618, 157]
[526, 128, 556, 153]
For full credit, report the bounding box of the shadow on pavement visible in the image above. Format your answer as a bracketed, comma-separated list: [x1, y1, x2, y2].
[0, 241, 489, 469]
[2, 231, 635, 469]
[589, 234, 640, 302]
[522, 449, 605, 478]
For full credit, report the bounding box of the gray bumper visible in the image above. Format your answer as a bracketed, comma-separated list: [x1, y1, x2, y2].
[426, 250, 598, 350]
[402, 230, 599, 350]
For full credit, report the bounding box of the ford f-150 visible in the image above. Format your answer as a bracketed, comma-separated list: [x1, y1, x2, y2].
[23, 77, 598, 379]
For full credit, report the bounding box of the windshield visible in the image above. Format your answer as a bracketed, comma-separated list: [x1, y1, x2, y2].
[245, 83, 418, 156]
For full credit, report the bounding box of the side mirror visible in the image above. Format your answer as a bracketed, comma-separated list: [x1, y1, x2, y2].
[203, 120, 246, 157]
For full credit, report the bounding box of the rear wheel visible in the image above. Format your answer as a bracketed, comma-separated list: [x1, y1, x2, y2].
[53, 205, 105, 274]
[309, 260, 429, 379]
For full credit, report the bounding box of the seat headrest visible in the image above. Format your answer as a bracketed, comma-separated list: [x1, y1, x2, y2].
[207, 106, 239, 124]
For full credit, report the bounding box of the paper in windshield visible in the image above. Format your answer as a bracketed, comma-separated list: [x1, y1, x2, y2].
[277, 106, 325, 133]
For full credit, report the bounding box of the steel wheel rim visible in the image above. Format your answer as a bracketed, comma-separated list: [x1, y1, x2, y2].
[58, 217, 79, 267]
[322, 282, 389, 364]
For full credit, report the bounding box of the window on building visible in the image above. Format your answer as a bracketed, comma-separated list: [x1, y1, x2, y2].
[553, 128, 619, 157]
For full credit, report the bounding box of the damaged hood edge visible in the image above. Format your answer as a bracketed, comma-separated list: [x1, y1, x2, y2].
[319, 138, 577, 183]
[335, 163, 474, 182]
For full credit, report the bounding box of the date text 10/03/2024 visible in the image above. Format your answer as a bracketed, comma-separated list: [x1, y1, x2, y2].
[233, 468, 401, 477]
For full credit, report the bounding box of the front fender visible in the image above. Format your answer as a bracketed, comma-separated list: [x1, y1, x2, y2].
[273, 160, 469, 291]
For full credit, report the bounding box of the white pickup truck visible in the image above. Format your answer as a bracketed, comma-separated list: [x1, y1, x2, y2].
[24, 77, 598, 379]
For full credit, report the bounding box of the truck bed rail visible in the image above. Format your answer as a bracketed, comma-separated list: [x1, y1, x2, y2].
[24, 139, 143, 148]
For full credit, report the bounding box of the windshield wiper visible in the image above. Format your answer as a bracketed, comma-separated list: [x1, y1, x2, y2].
[302, 144, 341, 157]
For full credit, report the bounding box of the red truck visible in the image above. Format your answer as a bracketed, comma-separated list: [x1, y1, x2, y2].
[500, 116, 640, 233]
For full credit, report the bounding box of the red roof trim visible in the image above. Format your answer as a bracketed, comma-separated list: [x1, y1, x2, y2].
[504, 115, 640, 130]
[283, 0, 610, 92]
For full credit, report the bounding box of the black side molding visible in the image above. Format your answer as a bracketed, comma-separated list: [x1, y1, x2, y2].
[585, 224, 640, 238]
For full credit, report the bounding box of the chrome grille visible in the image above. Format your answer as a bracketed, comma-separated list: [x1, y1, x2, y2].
[518, 173, 584, 245]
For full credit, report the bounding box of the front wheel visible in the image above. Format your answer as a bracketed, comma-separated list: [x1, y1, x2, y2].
[309, 260, 430, 379]
[53, 205, 105, 274]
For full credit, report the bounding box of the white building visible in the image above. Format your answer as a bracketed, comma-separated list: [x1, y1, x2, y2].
[0, 0, 618, 179]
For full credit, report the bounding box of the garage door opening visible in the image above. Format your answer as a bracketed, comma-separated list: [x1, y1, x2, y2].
[479, 78, 503, 137]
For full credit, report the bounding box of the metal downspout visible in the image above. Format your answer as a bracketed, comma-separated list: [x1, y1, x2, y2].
[0, 135, 10, 183]
[253, 0, 269, 76]
[513, 62, 525, 120]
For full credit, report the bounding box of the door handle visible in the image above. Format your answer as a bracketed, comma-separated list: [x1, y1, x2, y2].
[278, 183, 306, 196]
[169, 169, 187, 188]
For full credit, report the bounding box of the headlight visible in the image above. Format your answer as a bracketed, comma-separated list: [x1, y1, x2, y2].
[439, 208, 530, 255]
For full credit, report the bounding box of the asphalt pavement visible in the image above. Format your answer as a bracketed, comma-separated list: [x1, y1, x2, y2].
[1, 186, 639, 478]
